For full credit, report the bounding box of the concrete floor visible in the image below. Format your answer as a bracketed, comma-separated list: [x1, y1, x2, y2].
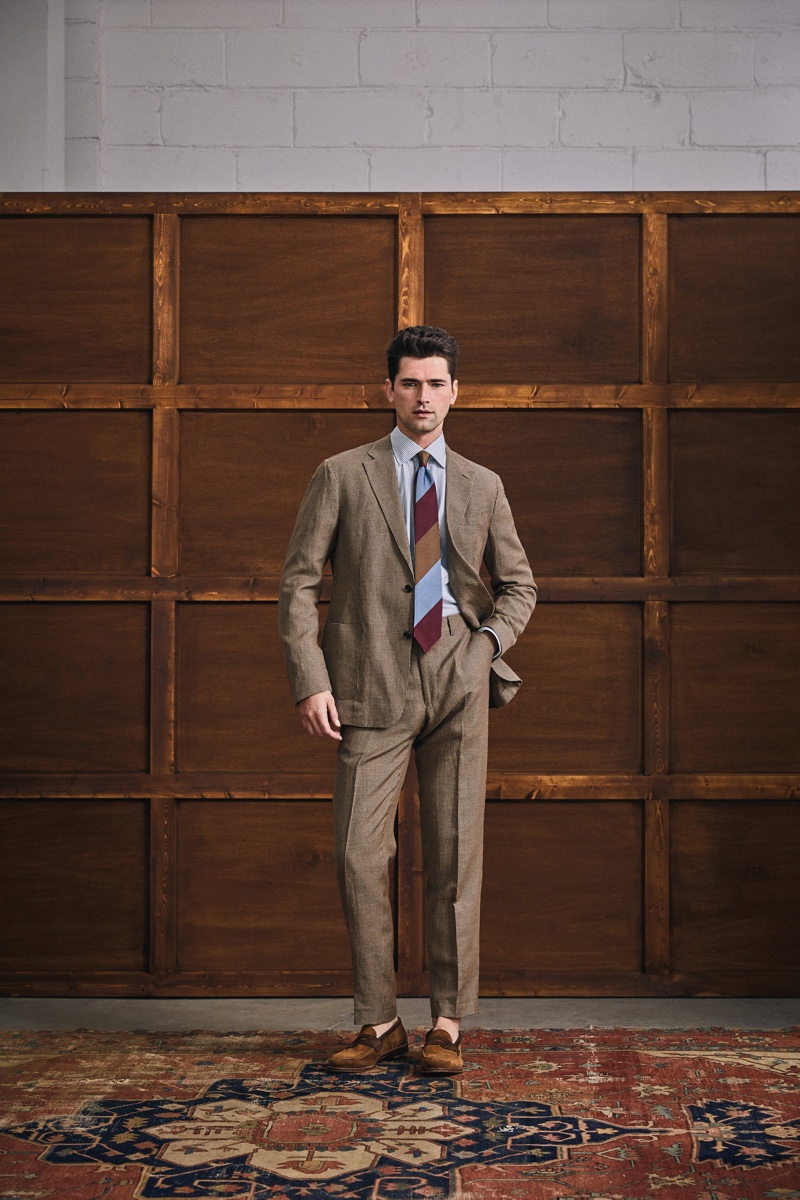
[2, 996, 799, 1031]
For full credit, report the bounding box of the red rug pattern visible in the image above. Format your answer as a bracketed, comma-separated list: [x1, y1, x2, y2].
[1, 1026, 799, 1199]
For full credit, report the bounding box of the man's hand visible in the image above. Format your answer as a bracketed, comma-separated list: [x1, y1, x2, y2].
[296, 690, 342, 741]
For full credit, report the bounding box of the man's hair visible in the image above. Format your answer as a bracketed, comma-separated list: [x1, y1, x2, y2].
[386, 325, 459, 385]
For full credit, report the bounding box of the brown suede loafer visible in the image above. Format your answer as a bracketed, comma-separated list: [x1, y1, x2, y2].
[325, 1016, 409, 1072]
[417, 1026, 464, 1074]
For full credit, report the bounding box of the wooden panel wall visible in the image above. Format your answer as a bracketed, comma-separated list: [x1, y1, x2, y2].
[1, 191, 799, 999]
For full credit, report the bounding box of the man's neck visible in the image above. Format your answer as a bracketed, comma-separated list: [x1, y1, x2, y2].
[395, 421, 445, 449]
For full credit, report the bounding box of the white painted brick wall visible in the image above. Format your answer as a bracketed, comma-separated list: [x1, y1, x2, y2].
[493, 32, 624, 88]
[227, 29, 359, 87]
[360, 32, 489, 86]
[161, 88, 292, 147]
[692, 90, 800, 146]
[294, 89, 426, 147]
[104, 87, 160, 145]
[633, 148, 765, 188]
[102, 28, 224, 86]
[754, 32, 800, 86]
[561, 90, 689, 147]
[766, 149, 800, 186]
[549, 0, 678, 28]
[284, 0, 415, 27]
[502, 148, 632, 188]
[65, 0, 99, 187]
[428, 89, 556, 146]
[58, 0, 800, 192]
[417, 1, 548, 28]
[623, 32, 754, 88]
[236, 147, 369, 189]
[679, 0, 800, 29]
[151, 0, 281, 26]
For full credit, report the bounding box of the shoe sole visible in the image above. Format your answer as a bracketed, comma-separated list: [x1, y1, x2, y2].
[416, 1062, 463, 1075]
[325, 1042, 410, 1072]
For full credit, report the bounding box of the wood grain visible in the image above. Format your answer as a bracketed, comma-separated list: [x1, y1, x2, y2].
[2, 191, 799, 1001]
[149, 600, 175, 777]
[152, 214, 180, 386]
[2, 191, 800, 217]
[1, 773, 799, 801]
[671, 800, 800, 972]
[397, 193, 423, 330]
[669, 215, 800, 382]
[643, 795, 670, 974]
[1, 967, 797, 998]
[151, 408, 179, 578]
[641, 213, 668, 384]
[643, 600, 670, 777]
[179, 217, 396, 383]
[149, 796, 177, 974]
[643, 406, 669, 577]
[3, 576, 800, 602]
[425, 215, 640, 382]
[2, 382, 800, 408]
[0, 217, 152, 382]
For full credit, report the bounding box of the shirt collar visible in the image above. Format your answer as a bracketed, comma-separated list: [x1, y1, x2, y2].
[390, 424, 447, 469]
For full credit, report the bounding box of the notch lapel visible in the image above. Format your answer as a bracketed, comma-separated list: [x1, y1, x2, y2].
[445, 451, 475, 540]
[364, 435, 413, 574]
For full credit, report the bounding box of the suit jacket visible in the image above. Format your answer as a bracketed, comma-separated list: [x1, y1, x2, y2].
[278, 431, 537, 728]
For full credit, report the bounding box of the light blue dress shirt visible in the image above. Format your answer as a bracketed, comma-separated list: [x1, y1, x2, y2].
[389, 424, 502, 659]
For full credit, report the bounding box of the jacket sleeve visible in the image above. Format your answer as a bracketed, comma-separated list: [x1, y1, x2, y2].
[480, 475, 537, 655]
[278, 458, 340, 704]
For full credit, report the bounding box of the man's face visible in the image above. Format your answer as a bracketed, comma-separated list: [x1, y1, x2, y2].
[385, 355, 458, 445]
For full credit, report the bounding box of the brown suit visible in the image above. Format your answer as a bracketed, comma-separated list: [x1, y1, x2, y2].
[278, 431, 536, 1024]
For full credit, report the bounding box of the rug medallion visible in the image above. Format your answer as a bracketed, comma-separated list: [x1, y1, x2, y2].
[1, 1027, 798, 1198]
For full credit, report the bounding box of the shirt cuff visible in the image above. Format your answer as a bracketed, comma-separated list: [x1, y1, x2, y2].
[477, 625, 502, 660]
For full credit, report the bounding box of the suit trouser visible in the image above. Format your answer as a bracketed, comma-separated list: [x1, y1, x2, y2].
[332, 612, 493, 1026]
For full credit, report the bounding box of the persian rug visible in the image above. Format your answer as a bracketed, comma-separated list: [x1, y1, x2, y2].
[1, 1026, 799, 1199]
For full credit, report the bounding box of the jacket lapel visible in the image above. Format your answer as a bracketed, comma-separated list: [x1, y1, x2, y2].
[444, 450, 474, 537]
[364, 435, 413, 574]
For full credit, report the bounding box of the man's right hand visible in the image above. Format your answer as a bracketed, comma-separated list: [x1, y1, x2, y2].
[296, 691, 342, 741]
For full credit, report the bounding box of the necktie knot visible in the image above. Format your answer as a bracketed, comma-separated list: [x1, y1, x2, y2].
[418, 450, 430, 467]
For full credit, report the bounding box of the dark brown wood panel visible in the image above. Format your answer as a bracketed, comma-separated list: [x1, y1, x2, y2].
[175, 800, 350, 972]
[424, 215, 641, 383]
[0, 603, 149, 772]
[0, 216, 152, 381]
[671, 800, 800, 972]
[479, 801, 643, 971]
[179, 216, 397, 382]
[671, 410, 800, 575]
[489, 604, 642, 773]
[447, 410, 642, 575]
[1, 192, 797, 999]
[0, 800, 148, 969]
[669, 216, 800, 382]
[176, 602, 339, 775]
[671, 604, 800, 773]
[0, 411, 151, 574]
[180, 412, 393, 575]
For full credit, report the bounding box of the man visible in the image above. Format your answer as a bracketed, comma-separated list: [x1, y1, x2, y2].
[278, 325, 536, 1075]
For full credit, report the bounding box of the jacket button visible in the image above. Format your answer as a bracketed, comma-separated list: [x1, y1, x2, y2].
[403, 630, 412, 639]
[404, 584, 413, 592]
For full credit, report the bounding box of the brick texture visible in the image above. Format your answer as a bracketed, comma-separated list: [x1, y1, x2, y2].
[53, 0, 800, 193]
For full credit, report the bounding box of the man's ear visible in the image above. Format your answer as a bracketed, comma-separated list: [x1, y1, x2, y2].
[451, 378, 458, 405]
[385, 377, 395, 404]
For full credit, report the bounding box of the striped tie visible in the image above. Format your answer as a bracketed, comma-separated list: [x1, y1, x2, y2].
[413, 450, 443, 653]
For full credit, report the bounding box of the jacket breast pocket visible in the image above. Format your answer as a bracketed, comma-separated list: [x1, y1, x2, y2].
[321, 620, 362, 700]
[455, 522, 489, 567]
